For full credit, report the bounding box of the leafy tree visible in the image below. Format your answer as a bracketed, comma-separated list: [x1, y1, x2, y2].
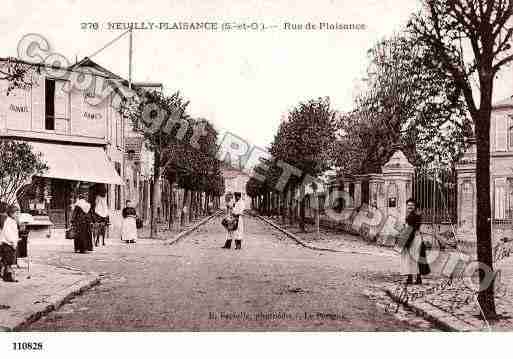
[0, 140, 47, 205]
[270, 97, 337, 231]
[409, 0, 513, 319]
[335, 34, 472, 176]
[121, 89, 188, 236]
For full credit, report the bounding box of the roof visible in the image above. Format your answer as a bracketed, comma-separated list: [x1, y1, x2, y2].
[69, 57, 125, 81]
[0, 57, 124, 82]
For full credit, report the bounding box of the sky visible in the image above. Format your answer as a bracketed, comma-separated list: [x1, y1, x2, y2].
[2, 0, 512, 149]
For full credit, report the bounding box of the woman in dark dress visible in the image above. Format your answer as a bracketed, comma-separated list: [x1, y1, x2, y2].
[71, 190, 93, 253]
[402, 198, 430, 285]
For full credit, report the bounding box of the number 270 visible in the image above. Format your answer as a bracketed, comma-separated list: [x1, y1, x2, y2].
[81, 22, 99, 30]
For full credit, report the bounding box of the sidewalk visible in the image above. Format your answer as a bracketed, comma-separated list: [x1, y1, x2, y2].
[383, 257, 513, 331]
[0, 258, 99, 331]
[258, 214, 513, 331]
[257, 214, 396, 257]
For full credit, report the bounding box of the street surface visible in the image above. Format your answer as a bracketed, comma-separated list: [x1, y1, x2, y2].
[24, 215, 434, 331]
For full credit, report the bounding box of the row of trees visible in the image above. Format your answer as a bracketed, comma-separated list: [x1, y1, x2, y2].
[121, 89, 225, 237]
[246, 97, 337, 233]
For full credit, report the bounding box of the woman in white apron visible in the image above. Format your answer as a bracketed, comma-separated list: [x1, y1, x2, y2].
[232, 192, 245, 250]
[121, 200, 138, 244]
[401, 198, 429, 284]
[222, 192, 236, 249]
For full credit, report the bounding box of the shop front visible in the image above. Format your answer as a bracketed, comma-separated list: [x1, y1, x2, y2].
[21, 141, 124, 228]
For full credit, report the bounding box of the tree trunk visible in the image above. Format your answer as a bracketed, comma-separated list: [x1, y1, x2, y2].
[281, 192, 286, 224]
[168, 181, 175, 230]
[314, 190, 320, 240]
[289, 185, 294, 224]
[299, 183, 306, 232]
[188, 190, 194, 223]
[191, 191, 196, 221]
[181, 189, 188, 227]
[474, 75, 496, 318]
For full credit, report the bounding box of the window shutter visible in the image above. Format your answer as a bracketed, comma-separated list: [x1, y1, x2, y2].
[31, 74, 45, 130]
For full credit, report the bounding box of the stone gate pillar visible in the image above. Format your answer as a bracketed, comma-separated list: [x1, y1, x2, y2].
[354, 176, 362, 208]
[381, 149, 414, 222]
[368, 173, 385, 209]
[342, 176, 354, 208]
[455, 139, 477, 241]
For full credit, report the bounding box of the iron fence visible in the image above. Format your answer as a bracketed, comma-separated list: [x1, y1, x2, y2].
[413, 167, 457, 224]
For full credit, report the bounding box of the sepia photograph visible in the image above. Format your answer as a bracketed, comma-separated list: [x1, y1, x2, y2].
[0, 0, 513, 357]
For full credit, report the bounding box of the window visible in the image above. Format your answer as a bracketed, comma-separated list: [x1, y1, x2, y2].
[116, 115, 122, 148]
[45, 78, 70, 132]
[509, 116, 513, 149]
[45, 79, 55, 130]
[494, 178, 513, 221]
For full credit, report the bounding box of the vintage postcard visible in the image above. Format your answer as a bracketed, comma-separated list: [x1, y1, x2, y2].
[0, 0, 512, 357]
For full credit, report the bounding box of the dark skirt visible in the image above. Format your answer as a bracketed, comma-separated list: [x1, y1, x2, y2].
[0, 243, 16, 265]
[418, 241, 431, 276]
[74, 226, 92, 252]
[91, 212, 109, 224]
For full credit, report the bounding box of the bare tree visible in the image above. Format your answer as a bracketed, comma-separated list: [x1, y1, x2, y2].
[410, 0, 513, 319]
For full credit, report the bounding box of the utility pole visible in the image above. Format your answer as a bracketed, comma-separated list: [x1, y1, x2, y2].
[124, 28, 132, 234]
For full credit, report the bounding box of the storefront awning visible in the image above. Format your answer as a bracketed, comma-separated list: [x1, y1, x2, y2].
[29, 142, 124, 185]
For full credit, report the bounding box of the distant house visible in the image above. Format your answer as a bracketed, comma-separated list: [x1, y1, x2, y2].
[222, 165, 251, 208]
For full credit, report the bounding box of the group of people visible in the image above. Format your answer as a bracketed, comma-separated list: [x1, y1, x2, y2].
[70, 183, 139, 253]
[221, 192, 245, 250]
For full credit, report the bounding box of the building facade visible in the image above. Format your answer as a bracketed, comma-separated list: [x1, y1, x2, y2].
[0, 58, 127, 231]
[456, 96, 513, 242]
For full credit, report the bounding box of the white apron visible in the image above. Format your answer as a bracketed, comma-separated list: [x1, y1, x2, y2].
[233, 200, 245, 240]
[400, 231, 422, 275]
[121, 216, 138, 242]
